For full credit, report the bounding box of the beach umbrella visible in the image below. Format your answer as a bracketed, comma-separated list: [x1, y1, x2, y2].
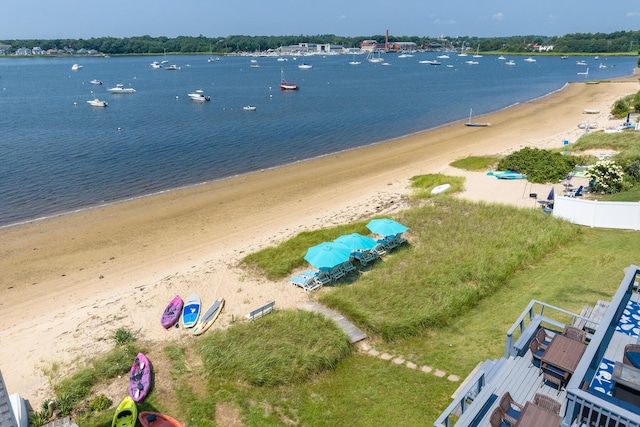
[304, 242, 352, 269]
[366, 218, 409, 237]
[547, 187, 555, 202]
[334, 233, 378, 252]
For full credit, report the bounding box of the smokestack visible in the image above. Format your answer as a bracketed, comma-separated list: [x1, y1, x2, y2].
[386, 29, 388, 51]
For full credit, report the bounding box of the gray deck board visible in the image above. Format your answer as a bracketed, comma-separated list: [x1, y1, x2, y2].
[299, 301, 367, 343]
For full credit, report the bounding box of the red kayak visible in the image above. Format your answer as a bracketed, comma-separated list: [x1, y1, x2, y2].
[138, 411, 185, 427]
[161, 295, 183, 329]
[129, 353, 152, 402]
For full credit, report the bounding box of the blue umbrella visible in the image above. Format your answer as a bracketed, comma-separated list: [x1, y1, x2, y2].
[366, 218, 409, 237]
[334, 233, 378, 252]
[304, 242, 352, 269]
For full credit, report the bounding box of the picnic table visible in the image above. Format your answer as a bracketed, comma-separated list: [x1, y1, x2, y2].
[514, 402, 561, 427]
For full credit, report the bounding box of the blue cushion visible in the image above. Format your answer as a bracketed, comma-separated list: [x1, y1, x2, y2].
[626, 351, 640, 369]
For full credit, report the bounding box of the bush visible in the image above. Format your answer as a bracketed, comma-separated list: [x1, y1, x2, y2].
[611, 99, 630, 117]
[113, 328, 134, 345]
[496, 147, 575, 183]
[586, 159, 625, 193]
[88, 394, 112, 412]
[624, 159, 640, 183]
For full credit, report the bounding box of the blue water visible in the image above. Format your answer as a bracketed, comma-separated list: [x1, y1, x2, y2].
[0, 54, 636, 227]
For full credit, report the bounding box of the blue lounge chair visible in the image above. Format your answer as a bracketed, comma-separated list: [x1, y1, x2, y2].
[329, 265, 345, 282]
[353, 250, 377, 266]
[566, 185, 584, 197]
[342, 260, 357, 273]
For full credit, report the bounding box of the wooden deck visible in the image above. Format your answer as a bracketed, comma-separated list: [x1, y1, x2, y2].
[299, 301, 367, 343]
[454, 348, 567, 426]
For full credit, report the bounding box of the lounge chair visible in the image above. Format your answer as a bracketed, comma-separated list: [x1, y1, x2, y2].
[341, 260, 357, 274]
[313, 270, 332, 286]
[290, 275, 319, 292]
[498, 392, 523, 425]
[533, 393, 561, 415]
[329, 265, 345, 282]
[565, 185, 584, 197]
[353, 250, 377, 266]
[372, 242, 387, 257]
[623, 344, 640, 368]
[563, 325, 586, 343]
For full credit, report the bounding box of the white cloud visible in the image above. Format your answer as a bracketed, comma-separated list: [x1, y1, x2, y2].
[492, 12, 504, 21]
[626, 11, 640, 17]
[337, 14, 347, 20]
[433, 18, 456, 26]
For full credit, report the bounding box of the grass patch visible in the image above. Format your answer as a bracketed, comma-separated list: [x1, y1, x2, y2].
[198, 310, 352, 386]
[450, 155, 499, 171]
[319, 198, 579, 340]
[571, 131, 640, 159]
[410, 173, 465, 198]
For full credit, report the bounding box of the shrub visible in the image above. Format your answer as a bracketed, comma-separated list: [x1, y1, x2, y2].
[586, 159, 625, 193]
[113, 328, 134, 345]
[496, 147, 575, 183]
[611, 99, 630, 117]
[624, 159, 640, 183]
[88, 394, 112, 412]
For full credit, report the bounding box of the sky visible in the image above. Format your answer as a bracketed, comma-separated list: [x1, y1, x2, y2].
[1, 0, 639, 40]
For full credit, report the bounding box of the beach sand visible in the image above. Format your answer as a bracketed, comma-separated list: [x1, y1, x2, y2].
[1, 73, 638, 405]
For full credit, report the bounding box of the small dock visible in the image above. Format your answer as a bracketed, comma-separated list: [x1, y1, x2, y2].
[300, 301, 367, 343]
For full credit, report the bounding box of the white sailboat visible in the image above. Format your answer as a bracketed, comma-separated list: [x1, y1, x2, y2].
[473, 44, 483, 58]
[577, 67, 589, 76]
[349, 53, 361, 65]
[464, 108, 490, 127]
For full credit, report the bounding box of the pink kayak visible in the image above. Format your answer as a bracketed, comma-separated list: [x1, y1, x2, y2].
[161, 295, 183, 329]
[129, 352, 152, 402]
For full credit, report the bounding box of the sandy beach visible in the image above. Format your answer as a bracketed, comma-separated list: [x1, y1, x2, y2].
[1, 73, 638, 406]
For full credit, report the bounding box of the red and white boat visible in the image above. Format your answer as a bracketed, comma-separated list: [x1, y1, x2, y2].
[279, 68, 298, 91]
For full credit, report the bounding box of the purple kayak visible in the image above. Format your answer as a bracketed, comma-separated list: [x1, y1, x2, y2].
[161, 295, 183, 329]
[129, 352, 152, 402]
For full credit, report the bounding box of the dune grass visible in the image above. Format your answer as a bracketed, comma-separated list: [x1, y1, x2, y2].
[198, 310, 352, 387]
[410, 173, 465, 198]
[320, 198, 579, 340]
[449, 156, 499, 171]
[570, 131, 640, 159]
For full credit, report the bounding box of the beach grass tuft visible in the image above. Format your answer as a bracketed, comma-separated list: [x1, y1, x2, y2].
[198, 310, 352, 386]
[450, 155, 499, 171]
[410, 173, 465, 198]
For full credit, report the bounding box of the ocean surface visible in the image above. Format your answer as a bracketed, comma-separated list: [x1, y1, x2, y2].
[0, 53, 636, 227]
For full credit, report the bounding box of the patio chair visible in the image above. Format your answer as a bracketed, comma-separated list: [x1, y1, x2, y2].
[489, 407, 508, 427]
[529, 337, 545, 370]
[565, 185, 584, 197]
[623, 344, 640, 368]
[498, 392, 524, 425]
[341, 260, 357, 274]
[329, 265, 346, 282]
[313, 270, 332, 287]
[290, 275, 317, 291]
[536, 328, 553, 350]
[353, 250, 377, 266]
[372, 242, 387, 257]
[543, 365, 568, 393]
[563, 325, 586, 343]
[533, 393, 562, 415]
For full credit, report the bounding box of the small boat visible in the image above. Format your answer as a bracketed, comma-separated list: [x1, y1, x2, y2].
[276, 57, 288, 62]
[165, 64, 181, 70]
[87, 98, 108, 107]
[418, 59, 440, 65]
[348, 53, 361, 65]
[576, 60, 588, 66]
[192, 297, 225, 336]
[150, 61, 162, 69]
[138, 412, 185, 427]
[465, 60, 479, 65]
[367, 50, 384, 63]
[71, 63, 82, 70]
[437, 54, 450, 59]
[465, 108, 490, 127]
[583, 109, 600, 114]
[188, 90, 210, 102]
[90, 79, 103, 85]
[298, 62, 312, 70]
[280, 68, 298, 90]
[161, 295, 183, 329]
[524, 57, 536, 62]
[381, 62, 391, 66]
[243, 106, 257, 111]
[112, 396, 137, 427]
[577, 67, 589, 76]
[129, 353, 152, 402]
[560, 55, 569, 59]
[498, 55, 506, 60]
[505, 60, 516, 66]
[108, 83, 136, 94]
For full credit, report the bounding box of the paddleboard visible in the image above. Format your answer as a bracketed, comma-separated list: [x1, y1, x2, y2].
[431, 184, 451, 195]
[128, 353, 152, 402]
[9, 393, 28, 427]
[161, 295, 183, 329]
[192, 297, 224, 336]
[181, 294, 201, 328]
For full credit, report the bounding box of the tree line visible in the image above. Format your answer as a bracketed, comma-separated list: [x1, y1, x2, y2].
[2, 31, 640, 55]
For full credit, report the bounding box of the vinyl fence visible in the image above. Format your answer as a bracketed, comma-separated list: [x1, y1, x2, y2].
[553, 197, 640, 230]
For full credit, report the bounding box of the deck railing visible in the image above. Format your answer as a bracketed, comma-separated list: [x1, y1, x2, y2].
[504, 300, 592, 359]
[562, 265, 640, 427]
[433, 367, 487, 427]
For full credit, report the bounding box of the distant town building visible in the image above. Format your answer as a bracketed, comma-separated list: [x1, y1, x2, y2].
[0, 45, 11, 55]
[533, 43, 554, 52]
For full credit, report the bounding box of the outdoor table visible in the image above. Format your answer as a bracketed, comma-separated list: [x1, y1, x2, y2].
[514, 401, 561, 427]
[541, 334, 587, 388]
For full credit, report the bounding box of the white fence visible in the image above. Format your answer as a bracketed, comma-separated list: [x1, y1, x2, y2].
[553, 197, 640, 230]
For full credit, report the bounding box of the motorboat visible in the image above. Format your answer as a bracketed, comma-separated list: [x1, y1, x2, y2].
[87, 98, 108, 107]
[276, 57, 288, 62]
[498, 55, 506, 60]
[150, 61, 162, 68]
[280, 68, 298, 90]
[188, 90, 210, 102]
[524, 57, 536, 62]
[437, 54, 450, 59]
[250, 63, 261, 68]
[298, 61, 312, 69]
[243, 106, 257, 111]
[465, 60, 479, 65]
[576, 60, 588, 66]
[90, 79, 103, 85]
[419, 60, 441, 65]
[505, 60, 516, 66]
[108, 83, 136, 94]
[165, 64, 181, 70]
[71, 63, 82, 70]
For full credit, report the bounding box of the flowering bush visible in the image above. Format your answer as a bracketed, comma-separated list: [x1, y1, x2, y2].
[586, 159, 625, 193]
